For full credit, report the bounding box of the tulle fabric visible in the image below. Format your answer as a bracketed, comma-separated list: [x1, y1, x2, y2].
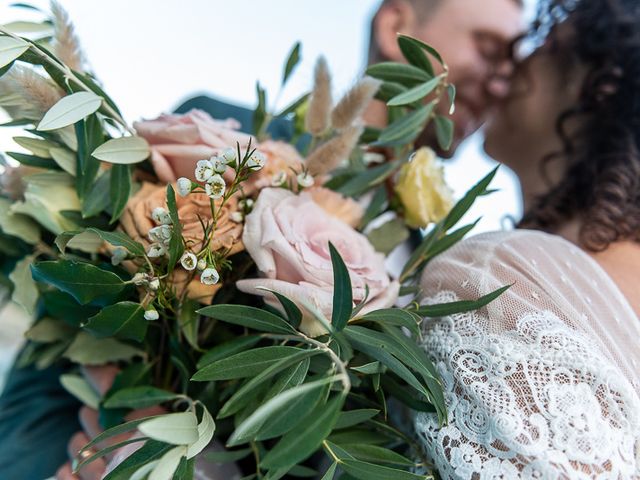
[414, 229, 640, 479]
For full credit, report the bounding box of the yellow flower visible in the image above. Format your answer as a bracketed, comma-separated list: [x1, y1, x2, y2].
[395, 147, 454, 228]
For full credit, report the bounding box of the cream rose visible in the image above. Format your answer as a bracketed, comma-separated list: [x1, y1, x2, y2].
[236, 188, 398, 337]
[134, 109, 253, 183]
[395, 147, 454, 228]
[119, 182, 244, 304]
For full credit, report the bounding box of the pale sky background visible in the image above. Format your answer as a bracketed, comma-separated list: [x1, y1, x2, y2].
[0, 0, 537, 232]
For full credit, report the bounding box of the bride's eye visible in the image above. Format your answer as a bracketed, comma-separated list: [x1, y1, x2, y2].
[474, 32, 509, 62]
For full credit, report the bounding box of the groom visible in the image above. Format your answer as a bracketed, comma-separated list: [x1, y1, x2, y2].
[0, 1, 523, 479]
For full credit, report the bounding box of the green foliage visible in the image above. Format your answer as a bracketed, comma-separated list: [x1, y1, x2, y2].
[329, 242, 353, 331]
[83, 301, 148, 342]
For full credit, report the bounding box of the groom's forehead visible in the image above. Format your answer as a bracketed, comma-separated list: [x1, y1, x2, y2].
[436, 0, 525, 38]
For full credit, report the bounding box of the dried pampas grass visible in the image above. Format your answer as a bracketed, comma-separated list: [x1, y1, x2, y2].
[331, 76, 381, 131]
[50, 0, 86, 72]
[305, 56, 333, 136]
[0, 66, 63, 121]
[306, 125, 363, 177]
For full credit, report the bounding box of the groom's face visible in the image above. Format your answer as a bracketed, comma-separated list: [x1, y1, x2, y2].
[374, 0, 523, 154]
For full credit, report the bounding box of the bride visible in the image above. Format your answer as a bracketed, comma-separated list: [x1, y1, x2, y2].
[413, 0, 640, 477]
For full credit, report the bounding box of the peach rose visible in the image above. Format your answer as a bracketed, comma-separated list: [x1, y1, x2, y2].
[307, 187, 364, 228]
[243, 140, 304, 195]
[134, 109, 253, 183]
[120, 182, 244, 303]
[236, 188, 398, 337]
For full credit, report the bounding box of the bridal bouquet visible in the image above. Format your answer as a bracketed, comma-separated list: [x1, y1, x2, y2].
[0, 3, 504, 479]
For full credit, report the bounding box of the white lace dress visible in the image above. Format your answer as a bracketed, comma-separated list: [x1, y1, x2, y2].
[414, 230, 640, 479]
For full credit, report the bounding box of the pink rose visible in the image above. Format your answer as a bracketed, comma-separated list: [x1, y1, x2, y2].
[237, 188, 399, 337]
[134, 109, 253, 183]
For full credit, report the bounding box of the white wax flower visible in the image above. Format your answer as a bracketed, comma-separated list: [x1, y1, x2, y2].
[147, 243, 167, 258]
[148, 278, 160, 291]
[230, 211, 244, 223]
[210, 155, 227, 174]
[195, 159, 214, 182]
[180, 251, 198, 271]
[297, 172, 314, 188]
[221, 147, 237, 164]
[151, 207, 172, 225]
[111, 247, 127, 266]
[205, 175, 226, 199]
[197, 258, 207, 271]
[247, 151, 266, 171]
[271, 171, 287, 187]
[144, 308, 159, 321]
[200, 267, 220, 285]
[239, 198, 254, 211]
[176, 177, 192, 197]
[131, 272, 147, 285]
[148, 225, 172, 244]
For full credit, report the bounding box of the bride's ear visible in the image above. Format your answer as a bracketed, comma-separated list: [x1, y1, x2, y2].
[373, 0, 420, 62]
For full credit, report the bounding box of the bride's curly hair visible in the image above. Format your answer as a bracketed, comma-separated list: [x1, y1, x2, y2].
[519, 0, 640, 251]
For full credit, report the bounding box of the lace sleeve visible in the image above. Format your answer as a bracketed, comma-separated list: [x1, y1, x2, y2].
[413, 230, 640, 479]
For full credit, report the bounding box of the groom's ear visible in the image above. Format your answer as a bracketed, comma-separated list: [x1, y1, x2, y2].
[372, 0, 421, 63]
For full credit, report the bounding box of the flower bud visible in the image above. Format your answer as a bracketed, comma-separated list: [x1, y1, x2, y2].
[271, 171, 287, 187]
[144, 307, 159, 321]
[148, 278, 160, 291]
[147, 243, 168, 258]
[197, 258, 207, 271]
[111, 247, 128, 266]
[230, 211, 244, 223]
[297, 172, 314, 188]
[151, 207, 172, 225]
[176, 177, 192, 197]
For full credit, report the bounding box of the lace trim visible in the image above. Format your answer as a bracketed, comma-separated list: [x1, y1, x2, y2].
[413, 291, 640, 480]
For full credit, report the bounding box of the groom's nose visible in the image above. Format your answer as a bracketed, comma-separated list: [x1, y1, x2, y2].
[486, 59, 515, 99]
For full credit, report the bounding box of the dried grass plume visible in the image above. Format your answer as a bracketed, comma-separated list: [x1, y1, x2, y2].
[331, 76, 382, 131]
[0, 66, 63, 121]
[305, 56, 333, 136]
[50, 0, 87, 72]
[306, 125, 363, 177]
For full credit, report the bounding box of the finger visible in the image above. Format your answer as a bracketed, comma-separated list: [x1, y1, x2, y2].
[125, 404, 166, 421]
[81, 365, 120, 396]
[56, 463, 77, 480]
[67, 431, 106, 480]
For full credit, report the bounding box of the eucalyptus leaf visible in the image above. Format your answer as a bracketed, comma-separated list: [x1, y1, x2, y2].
[197, 304, 296, 335]
[329, 242, 352, 332]
[192, 346, 305, 381]
[434, 114, 454, 151]
[9, 254, 38, 314]
[335, 409, 379, 429]
[339, 458, 424, 480]
[60, 373, 100, 409]
[0, 36, 29, 69]
[104, 385, 180, 409]
[282, 41, 301, 85]
[13, 135, 54, 157]
[260, 393, 345, 470]
[338, 444, 414, 466]
[101, 440, 171, 480]
[337, 160, 400, 198]
[64, 332, 142, 365]
[398, 34, 444, 66]
[398, 35, 434, 76]
[256, 287, 302, 329]
[25, 317, 75, 343]
[138, 412, 198, 445]
[0, 198, 40, 244]
[166, 184, 182, 273]
[366, 218, 409, 255]
[387, 76, 440, 107]
[376, 103, 433, 145]
[196, 336, 261, 369]
[109, 164, 131, 223]
[186, 406, 215, 458]
[50, 147, 77, 175]
[443, 166, 498, 230]
[31, 260, 125, 305]
[37, 92, 102, 131]
[86, 228, 145, 256]
[148, 445, 186, 480]
[91, 136, 150, 164]
[365, 62, 431, 86]
[354, 309, 420, 337]
[416, 285, 511, 318]
[228, 376, 340, 446]
[84, 301, 148, 342]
